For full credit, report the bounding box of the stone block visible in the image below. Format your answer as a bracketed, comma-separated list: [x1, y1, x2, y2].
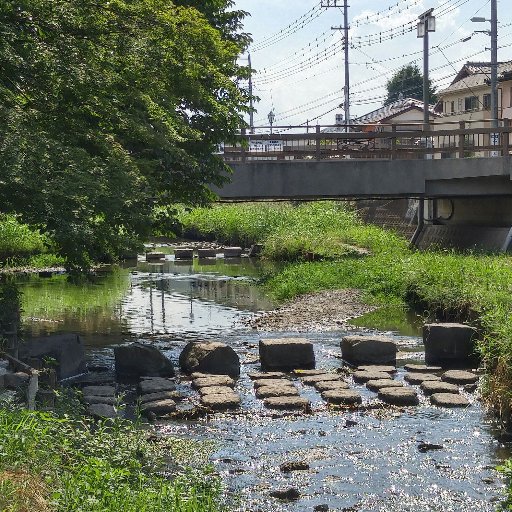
[146, 252, 165, 261]
[197, 248, 217, 258]
[179, 341, 240, 377]
[114, 342, 175, 380]
[174, 247, 194, 260]
[259, 338, 315, 371]
[341, 335, 397, 365]
[423, 323, 478, 366]
[223, 246, 242, 258]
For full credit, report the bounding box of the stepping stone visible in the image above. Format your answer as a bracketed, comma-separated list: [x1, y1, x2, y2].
[259, 338, 315, 371]
[82, 385, 116, 397]
[253, 378, 292, 389]
[201, 392, 241, 410]
[248, 372, 287, 380]
[191, 372, 214, 379]
[292, 369, 326, 377]
[314, 380, 350, 392]
[197, 248, 217, 258]
[366, 379, 404, 392]
[256, 385, 299, 399]
[302, 374, 341, 385]
[341, 335, 397, 365]
[420, 381, 459, 395]
[404, 373, 441, 385]
[146, 252, 165, 261]
[84, 395, 117, 405]
[139, 378, 176, 394]
[87, 403, 122, 419]
[264, 396, 310, 410]
[322, 389, 362, 405]
[441, 370, 478, 385]
[423, 323, 477, 366]
[139, 391, 182, 403]
[404, 364, 442, 373]
[430, 393, 470, 408]
[198, 385, 235, 396]
[357, 365, 396, 374]
[141, 399, 176, 416]
[378, 387, 419, 406]
[353, 370, 392, 383]
[223, 247, 243, 258]
[192, 376, 235, 389]
[174, 248, 194, 259]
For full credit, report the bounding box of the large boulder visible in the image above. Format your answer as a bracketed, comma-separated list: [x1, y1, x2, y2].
[423, 323, 478, 366]
[114, 343, 175, 380]
[340, 335, 397, 365]
[19, 333, 86, 380]
[179, 341, 240, 377]
[259, 338, 315, 371]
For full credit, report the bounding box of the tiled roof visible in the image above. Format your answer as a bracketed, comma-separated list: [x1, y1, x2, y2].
[352, 97, 436, 125]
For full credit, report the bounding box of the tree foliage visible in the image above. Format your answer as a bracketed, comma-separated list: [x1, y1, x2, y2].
[384, 64, 437, 106]
[0, 0, 250, 271]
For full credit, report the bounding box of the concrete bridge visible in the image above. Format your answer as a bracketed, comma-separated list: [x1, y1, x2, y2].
[212, 122, 512, 251]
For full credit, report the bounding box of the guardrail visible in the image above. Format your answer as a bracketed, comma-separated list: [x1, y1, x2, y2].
[221, 119, 512, 162]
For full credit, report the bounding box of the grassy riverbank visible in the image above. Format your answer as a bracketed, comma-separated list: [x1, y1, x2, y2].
[0, 397, 222, 512]
[180, 202, 512, 419]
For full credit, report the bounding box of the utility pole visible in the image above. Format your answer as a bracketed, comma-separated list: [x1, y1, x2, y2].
[417, 8, 435, 129]
[323, 0, 350, 131]
[491, 0, 498, 130]
[248, 52, 255, 134]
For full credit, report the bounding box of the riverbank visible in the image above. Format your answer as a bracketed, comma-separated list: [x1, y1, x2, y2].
[178, 202, 512, 421]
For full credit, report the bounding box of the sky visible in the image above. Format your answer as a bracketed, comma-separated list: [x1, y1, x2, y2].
[233, 0, 512, 129]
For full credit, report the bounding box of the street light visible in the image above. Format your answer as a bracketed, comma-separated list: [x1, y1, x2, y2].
[267, 110, 275, 135]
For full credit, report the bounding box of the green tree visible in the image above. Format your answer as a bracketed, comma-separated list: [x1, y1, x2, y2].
[384, 64, 437, 105]
[0, 0, 250, 272]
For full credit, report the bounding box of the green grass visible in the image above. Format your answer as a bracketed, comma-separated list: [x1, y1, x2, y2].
[0, 396, 223, 512]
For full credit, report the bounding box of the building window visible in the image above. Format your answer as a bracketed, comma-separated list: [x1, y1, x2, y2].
[483, 94, 491, 110]
[464, 96, 479, 111]
[458, 98, 463, 112]
[450, 101, 455, 113]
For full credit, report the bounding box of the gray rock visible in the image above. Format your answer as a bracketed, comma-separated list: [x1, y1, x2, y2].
[404, 363, 442, 373]
[322, 389, 362, 405]
[248, 371, 287, 380]
[192, 376, 235, 389]
[82, 385, 116, 397]
[139, 391, 182, 403]
[423, 323, 478, 365]
[19, 333, 86, 380]
[378, 387, 419, 406]
[114, 343, 175, 380]
[4, 371, 30, 389]
[198, 385, 235, 396]
[139, 377, 176, 395]
[259, 338, 315, 371]
[357, 365, 396, 373]
[141, 399, 176, 416]
[84, 395, 117, 405]
[420, 381, 459, 395]
[179, 341, 240, 377]
[87, 403, 122, 419]
[430, 392, 470, 407]
[201, 392, 241, 410]
[253, 378, 293, 389]
[270, 487, 301, 501]
[441, 370, 478, 384]
[341, 335, 397, 365]
[280, 460, 309, 473]
[264, 396, 310, 410]
[223, 246, 242, 258]
[366, 379, 404, 391]
[314, 380, 350, 392]
[302, 374, 341, 385]
[292, 369, 326, 377]
[404, 373, 441, 385]
[255, 385, 299, 399]
[353, 370, 392, 383]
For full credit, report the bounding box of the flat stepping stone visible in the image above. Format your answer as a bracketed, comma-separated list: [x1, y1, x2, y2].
[441, 370, 478, 385]
[404, 373, 441, 385]
[431, 392, 470, 407]
[264, 396, 310, 410]
[141, 399, 176, 416]
[421, 381, 459, 395]
[253, 378, 292, 389]
[404, 364, 442, 373]
[146, 252, 165, 261]
[87, 403, 122, 419]
[139, 391, 182, 403]
[314, 380, 350, 392]
[322, 389, 362, 405]
[353, 370, 392, 383]
[248, 372, 287, 380]
[366, 379, 404, 392]
[256, 385, 299, 399]
[192, 376, 235, 389]
[201, 392, 241, 410]
[357, 365, 396, 374]
[292, 369, 325, 377]
[378, 387, 419, 406]
[82, 385, 116, 397]
[302, 374, 341, 385]
[84, 395, 117, 405]
[198, 385, 235, 396]
[139, 378, 176, 394]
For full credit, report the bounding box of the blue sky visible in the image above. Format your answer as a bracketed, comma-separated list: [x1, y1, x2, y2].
[234, 0, 512, 128]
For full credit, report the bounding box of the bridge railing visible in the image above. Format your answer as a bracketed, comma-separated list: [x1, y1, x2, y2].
[221, 119, 512, 162]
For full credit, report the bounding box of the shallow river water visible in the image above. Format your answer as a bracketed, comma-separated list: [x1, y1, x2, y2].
[18, 251, 510, 511]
